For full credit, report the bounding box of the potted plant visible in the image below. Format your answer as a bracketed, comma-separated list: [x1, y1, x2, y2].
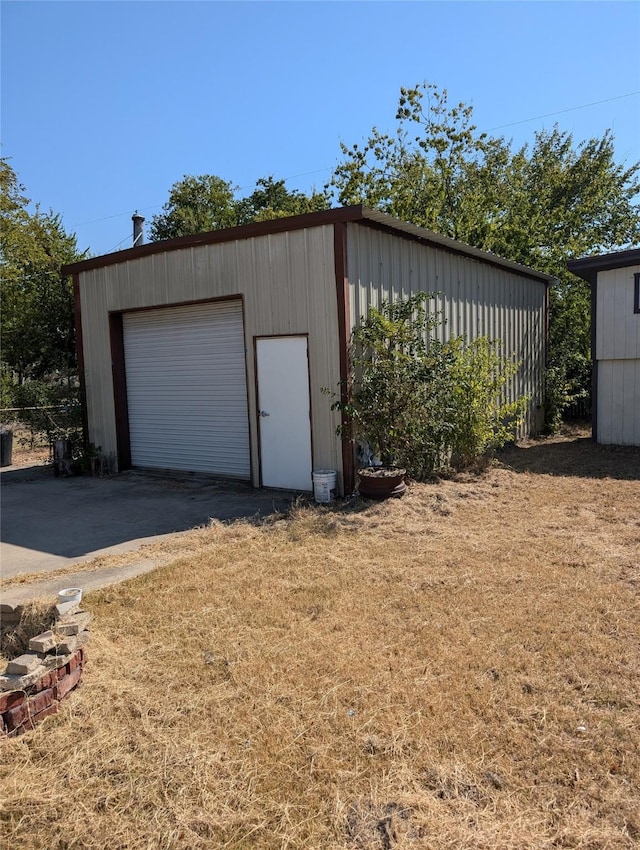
[328, 293, 446, 499]
[356, 463, 407, 499]
[328, 293, 528, 496]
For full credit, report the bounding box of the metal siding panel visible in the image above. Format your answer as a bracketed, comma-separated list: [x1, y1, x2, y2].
[613, 268, 626, 360]
[80, 267, 115, 454]
[623, 267, 640, 358]
[610, 361, 625, 445]
[593, 265, 640, 446]
[596, 277, 607, 361]
[634, 362, 640, 446]
[347, 223, 547, 437]
[597, 361, 613, 443]
[597, 266, 640, 361]
[596, 359, 640, 446]
[621, 359, 640, 446]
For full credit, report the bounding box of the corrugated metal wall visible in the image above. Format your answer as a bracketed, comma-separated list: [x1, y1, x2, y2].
[346, 223, 547, 436]
[595, 265, 640, 445]
[78, 225, 344, 485]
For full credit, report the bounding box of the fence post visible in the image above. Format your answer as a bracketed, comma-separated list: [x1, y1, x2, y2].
[0, 430, 13, 467]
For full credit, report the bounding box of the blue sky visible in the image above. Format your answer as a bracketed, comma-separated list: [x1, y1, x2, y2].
[2, 0, 639, 256]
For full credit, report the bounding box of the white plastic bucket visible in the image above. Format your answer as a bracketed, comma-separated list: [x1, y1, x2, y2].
[312, 470, 337, 504]
[58, 588, 82, 605]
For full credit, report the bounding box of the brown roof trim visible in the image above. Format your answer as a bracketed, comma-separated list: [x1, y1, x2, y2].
[356, 209, 553, 284]
[61, 207, 366, 275]
[109, 312, 131, 471]
[568, 247, 640, 283]
[62, 204, 553, 284]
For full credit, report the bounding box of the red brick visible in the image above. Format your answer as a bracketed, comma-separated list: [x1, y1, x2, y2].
[54, 666, 82, 701]
[30, 670, 57, 693]
[0, 690, 25, 714]
[8, 719, 34, 736]
[5, 688, 54, 731]
[28, 688, 54, 715]
[8, 703, 60, 737]
[67, 651, 82, 673]
[33, 702, 59, 722]
[5, 701, 30, 732]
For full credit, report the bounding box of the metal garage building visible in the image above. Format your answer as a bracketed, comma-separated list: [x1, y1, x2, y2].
[63, 206, 551, 495]
[568, 248, 640, 446]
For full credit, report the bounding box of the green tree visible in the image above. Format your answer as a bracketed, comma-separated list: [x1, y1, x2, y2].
[329, 293, 526, 477]
[149, 174, 329, 241]
[236, 176, 328, 224]
[1, 158, 82, 386]
[148, 174, 239, 241]
[329, 83, 640, 423]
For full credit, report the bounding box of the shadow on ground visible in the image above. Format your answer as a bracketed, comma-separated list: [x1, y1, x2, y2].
[498, 436, 640, 480]
[0, 468, 295, 576]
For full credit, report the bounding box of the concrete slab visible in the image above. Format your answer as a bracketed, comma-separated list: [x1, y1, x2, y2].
[0, 465, 297, 591]
[1, 557, 179, 606]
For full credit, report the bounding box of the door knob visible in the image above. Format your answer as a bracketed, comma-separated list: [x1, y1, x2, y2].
[259, 410, 270, 417]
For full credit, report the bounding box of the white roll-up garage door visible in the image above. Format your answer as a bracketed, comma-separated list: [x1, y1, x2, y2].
[122, 300, 250, 477]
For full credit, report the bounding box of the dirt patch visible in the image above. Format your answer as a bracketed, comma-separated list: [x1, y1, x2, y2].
[498, 422, 640, 480]
[1, 422, 50, 468]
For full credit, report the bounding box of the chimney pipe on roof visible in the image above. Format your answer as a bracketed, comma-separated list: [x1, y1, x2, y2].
[132, 211, 145, 247]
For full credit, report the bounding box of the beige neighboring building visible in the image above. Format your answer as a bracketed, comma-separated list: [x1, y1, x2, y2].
[569, 248, 640, 446]
[63, 206, 551, 495]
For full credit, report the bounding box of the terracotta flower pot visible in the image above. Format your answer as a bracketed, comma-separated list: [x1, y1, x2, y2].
[357, 466, 407, 499]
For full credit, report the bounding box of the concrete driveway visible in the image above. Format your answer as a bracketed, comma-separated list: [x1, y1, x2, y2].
[1, 465, 295, 601]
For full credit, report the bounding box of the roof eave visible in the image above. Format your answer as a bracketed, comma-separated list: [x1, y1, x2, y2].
[61, 206, 366, 276]
[568, 247, 640, 282]
[62, 203, 552, 284]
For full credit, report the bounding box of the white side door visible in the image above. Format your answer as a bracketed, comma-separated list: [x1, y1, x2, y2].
[256, 336, 312, 490]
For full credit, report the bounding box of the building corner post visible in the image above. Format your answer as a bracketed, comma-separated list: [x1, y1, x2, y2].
[333, 222, 354, 496]
[72, 273, 90, 453]
[590, 275, 598, 443]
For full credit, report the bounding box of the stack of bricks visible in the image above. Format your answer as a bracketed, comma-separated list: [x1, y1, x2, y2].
[0, 598, 90, 736]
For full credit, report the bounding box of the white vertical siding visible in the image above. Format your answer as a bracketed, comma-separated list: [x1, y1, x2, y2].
[346, 223, 547, 436]
[595, 265, 640, 446]
[597, 360, 640, 445]
[78, 226, 343, 486]
[596, 266, 640, 360]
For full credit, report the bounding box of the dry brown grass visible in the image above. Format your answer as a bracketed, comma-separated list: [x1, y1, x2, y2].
[1, 430, 639, 849]
[0, 600, 57, 658]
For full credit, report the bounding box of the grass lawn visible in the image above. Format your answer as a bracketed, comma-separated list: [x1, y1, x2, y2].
[1, 430, 639, 849]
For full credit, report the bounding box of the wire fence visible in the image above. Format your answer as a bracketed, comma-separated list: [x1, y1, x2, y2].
[0, 404, 83, 452]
